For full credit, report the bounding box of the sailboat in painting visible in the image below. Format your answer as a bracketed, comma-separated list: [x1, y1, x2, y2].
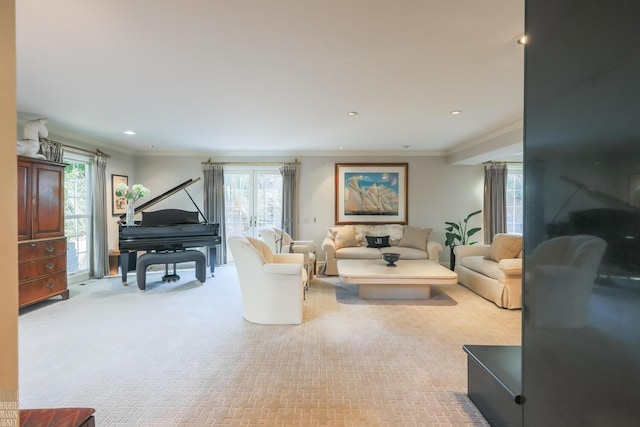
[345, 175, 398, 216]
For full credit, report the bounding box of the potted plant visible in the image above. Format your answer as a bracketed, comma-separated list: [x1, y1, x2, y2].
[445, 209, 482, 270]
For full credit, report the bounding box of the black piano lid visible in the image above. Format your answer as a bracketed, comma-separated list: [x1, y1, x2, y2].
[117, 176, 220, 252]
[118, 177, 206, 223]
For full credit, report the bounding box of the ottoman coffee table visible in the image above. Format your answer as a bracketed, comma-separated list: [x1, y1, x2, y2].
[337, 259, 458, 299]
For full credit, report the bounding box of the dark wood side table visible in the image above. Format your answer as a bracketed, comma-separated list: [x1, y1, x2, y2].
[20, 407, 95, 427]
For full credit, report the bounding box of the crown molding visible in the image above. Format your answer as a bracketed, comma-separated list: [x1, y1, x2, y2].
[447, 117, 523, 165]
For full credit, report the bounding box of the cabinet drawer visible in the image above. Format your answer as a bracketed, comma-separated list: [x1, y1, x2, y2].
[19, 272, 67, 307]
[18, 254, 66, 282]
[19, 238, 66, 260]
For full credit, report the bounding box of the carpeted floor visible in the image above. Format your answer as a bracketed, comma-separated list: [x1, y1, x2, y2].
[18, 265, 521, 426]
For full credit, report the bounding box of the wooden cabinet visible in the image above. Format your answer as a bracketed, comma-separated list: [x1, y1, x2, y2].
[18, 156, 68, 308]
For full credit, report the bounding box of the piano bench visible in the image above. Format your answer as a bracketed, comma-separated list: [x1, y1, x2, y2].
[136, 250, 207, 292]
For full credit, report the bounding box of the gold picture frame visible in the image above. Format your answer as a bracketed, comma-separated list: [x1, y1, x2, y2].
[335, 163, 408, 225]
[112, 174, 128, 216]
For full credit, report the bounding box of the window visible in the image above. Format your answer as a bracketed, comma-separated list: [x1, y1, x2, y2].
[506, 164, 523, 235]
[64, 153, 93, 281]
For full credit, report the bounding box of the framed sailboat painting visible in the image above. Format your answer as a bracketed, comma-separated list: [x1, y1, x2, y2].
[335, 163, 408, 224]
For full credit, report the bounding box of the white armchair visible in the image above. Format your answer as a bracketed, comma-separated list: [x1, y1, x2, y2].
[527, 235, 606, 328]
[259, 227, 316, 286]
[228, 235, 306, 325]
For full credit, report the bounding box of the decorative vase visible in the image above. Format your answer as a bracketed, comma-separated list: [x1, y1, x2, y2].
[125, 202, 135, 226]
[382, 252, 400, 267]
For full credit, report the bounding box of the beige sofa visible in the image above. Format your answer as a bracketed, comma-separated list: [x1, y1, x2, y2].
[321, 224, 442, 276]
[453, 234, 523, 309]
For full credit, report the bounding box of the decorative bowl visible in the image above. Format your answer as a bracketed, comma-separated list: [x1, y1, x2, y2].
[382, 252, 400, 267]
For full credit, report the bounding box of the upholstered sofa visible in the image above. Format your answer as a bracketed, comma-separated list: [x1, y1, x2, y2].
[454, 234, 523, 309]
[321, 224, 442, 276]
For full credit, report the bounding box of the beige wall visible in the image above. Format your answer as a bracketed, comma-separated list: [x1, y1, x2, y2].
[9, 124, 485, 272]
[127, 154, 484, 264]
[1, 0, 19, 419]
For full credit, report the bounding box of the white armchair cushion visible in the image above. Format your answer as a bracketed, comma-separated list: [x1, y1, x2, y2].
[257, 227, 278, 253]
[246, 236, 274, 262]
[263, 263, 305, 275]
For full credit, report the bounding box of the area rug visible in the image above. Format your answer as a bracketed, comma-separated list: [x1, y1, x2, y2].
[19, 265, 521, 426]
[333, 282, 457, 306]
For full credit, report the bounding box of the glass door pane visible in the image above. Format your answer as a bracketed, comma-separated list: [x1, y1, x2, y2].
[224, 167, 282, 261]
[63, 155, 92, 280]
[255, 170, 283, 230]
[224, 171, 252, 239]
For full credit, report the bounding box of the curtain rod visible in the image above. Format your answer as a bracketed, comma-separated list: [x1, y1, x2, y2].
[201, 158, 299, 165]
[482, 161, 523, 165]
[40, 137, 111, 158]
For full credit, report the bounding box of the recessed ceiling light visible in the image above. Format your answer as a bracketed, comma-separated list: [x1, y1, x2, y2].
[517, 34, 527, 45]
[347, 111, 358, 116]
[339, 145, 344, 149]
[450, 110, 462, 115]
[147, 145, 155, 148]
[124, 130, 136, 135]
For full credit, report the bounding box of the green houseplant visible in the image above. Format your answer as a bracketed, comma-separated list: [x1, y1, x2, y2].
[445, 209, 482, 270]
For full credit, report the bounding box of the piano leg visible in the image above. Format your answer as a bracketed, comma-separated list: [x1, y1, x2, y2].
[209, 245, 217, 277]
[120, 251, 130, 285]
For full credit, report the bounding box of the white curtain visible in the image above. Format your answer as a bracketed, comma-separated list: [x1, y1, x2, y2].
[203, 162, 227, 265]
[484, 162, 507, 243]
[92, 154, 109, 277]
[280, 163, 299, 239]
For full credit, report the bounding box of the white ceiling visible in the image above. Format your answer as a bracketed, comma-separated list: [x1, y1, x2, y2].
[16, 0, 524, 158]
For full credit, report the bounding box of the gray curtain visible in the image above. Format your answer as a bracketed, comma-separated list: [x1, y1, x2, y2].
[92, 154, 109, 277]
[484, 162, 507, 243]
[203, 162, 227, 265]
[280, 163, 299, 239]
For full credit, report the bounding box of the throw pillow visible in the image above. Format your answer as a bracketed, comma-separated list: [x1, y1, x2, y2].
[398, 226, 433, 252]
[366, 235, 391, 248]
[355, 224, 404, 246]
[329, 225, 358, 250]
[484, 234, 523, 262]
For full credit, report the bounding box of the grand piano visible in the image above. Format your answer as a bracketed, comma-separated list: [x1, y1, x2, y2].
[118, 177, 221, 285]
[547, 176, 640, 275]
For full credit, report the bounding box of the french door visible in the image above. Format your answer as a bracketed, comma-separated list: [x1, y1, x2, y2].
[63, 153, 92, 283]
[224, 166, 283, 260]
